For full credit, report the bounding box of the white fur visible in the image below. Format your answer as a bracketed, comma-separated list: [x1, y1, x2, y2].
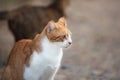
[63, 34, 72, 48]
[24, 35, 72, 80]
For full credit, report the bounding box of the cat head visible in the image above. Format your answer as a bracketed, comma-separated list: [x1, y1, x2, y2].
[45, 17, 72, 48]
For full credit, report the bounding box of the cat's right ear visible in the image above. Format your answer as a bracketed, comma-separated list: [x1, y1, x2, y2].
[47, 21, 55, 33]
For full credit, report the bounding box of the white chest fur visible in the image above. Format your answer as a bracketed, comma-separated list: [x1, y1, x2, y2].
[24, 37, 63, 80]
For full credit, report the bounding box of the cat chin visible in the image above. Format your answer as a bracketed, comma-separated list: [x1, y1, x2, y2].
[63, 45, 71, 48]
[64, 46, 69, 48]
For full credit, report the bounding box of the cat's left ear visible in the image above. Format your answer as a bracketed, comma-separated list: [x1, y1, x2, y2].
[47, 21, 55, 33]
[58, 17, 67, 26]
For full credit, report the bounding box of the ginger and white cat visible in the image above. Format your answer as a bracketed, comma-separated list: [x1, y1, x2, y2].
[2, 17, 72, 80]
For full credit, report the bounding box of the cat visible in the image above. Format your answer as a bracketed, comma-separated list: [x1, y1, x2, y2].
[0, 0, 69, 41]
[1, 17, 72, 80]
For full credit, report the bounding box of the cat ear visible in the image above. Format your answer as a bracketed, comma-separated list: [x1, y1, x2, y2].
[58, 17, 67, 26]
[47, 21, 55, 32]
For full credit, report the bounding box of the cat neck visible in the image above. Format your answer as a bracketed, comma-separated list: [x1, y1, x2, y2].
[32, 27, 63, 64]
[41, 36, 63, 56]
[33, 36, 63, 64]
[33, 33, 63, 57]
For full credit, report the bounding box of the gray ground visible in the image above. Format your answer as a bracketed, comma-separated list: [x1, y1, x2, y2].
[0, 0, 120, 80]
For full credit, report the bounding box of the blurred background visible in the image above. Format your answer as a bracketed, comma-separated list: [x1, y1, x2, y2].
[0, 0, 120, 80]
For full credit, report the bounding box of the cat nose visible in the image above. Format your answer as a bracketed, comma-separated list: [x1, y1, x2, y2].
[68, 42, 72, 45]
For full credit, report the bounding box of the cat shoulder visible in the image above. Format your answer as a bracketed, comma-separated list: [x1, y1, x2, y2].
[9, 39, 33, 59]
[12, 39, 33, 52]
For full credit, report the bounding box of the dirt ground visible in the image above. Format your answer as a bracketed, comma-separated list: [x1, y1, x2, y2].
[0, 0, 120, 80]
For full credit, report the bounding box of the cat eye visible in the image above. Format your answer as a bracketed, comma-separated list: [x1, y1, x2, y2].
[62, 35, 66, 38]
[55, 35, 66, 39]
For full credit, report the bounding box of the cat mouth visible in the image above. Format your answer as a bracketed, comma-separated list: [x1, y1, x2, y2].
[64, 44, 71, 48]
